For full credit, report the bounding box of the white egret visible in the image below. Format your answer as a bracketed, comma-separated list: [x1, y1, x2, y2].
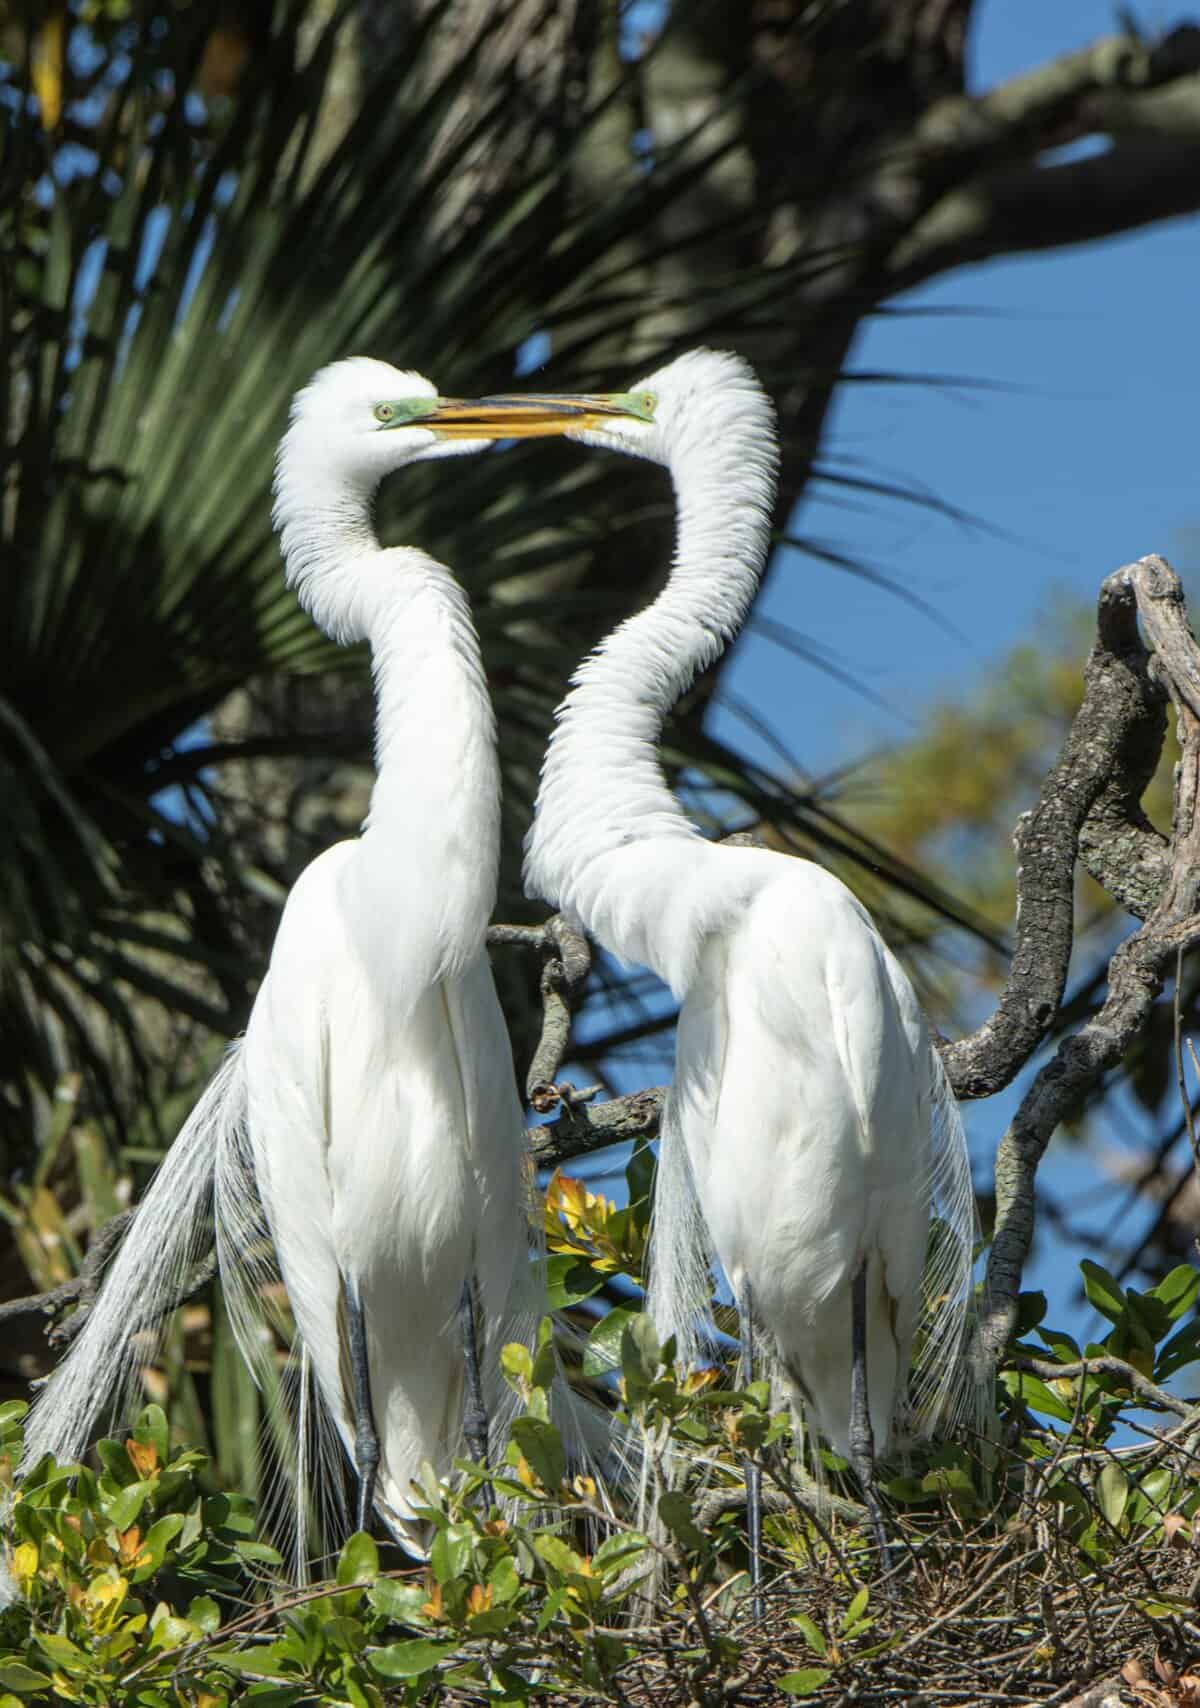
[19, 361, 642, 1559]
[504, 350, 978, 1593]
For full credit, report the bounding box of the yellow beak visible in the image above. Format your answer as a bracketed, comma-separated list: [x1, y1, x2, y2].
[417, 392, 655, 439]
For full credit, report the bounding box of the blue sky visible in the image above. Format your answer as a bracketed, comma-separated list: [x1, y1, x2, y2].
[717, 1, 1200, 776]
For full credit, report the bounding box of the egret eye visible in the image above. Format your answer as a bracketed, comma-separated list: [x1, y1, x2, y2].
[374, 403, 396, 424]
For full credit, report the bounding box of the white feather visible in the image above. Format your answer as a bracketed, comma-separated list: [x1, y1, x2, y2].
[21, 360, 549, 1567]
[525, 348, 979, 1473]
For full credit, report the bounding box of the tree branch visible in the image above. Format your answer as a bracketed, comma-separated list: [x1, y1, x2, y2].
[1013, 1354, 1197, 1422]
[941, 565, 1168, 1099]
[488, 915, 591, 1105]
[978, 556, 1200, 1374]
[891, 134, 1200, 290]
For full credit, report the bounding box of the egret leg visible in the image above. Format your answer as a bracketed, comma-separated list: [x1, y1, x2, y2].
[458, 1275, 492, 1507]
[849, 1261, 892, 1573]
[735, 1274, 764, 1620]
[345, 1281, 380, 1535]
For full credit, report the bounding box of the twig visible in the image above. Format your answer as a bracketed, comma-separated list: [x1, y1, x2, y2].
[528, 1085, 666, 1168]
[488, 914, 591, 1103]
[1013, 1354, 1197, 1422]
[0, 1208, 134, 1339]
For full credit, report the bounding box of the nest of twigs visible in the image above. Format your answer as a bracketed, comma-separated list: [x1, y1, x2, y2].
[599, 1524, 1200, 1708]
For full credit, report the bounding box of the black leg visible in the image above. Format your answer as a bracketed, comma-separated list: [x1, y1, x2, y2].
[458, 1275, 492, 1507]
[345, 1279, 380, 1535]
[735, 1273, 764, 1620]
[849, 1262, 891, 1573]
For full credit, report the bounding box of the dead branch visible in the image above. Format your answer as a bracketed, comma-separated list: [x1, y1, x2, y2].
[0, 1208, 134, 1340]
[979, 556, 1200, 1375]
[487, 914, 591, 1104]
[529, 1085, 666, 1170]
[941, 564, 1169, 1100]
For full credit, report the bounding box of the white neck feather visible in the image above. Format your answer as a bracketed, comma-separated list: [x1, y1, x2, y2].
[274, 458, 500, 968]
[524, 398, 777, 982]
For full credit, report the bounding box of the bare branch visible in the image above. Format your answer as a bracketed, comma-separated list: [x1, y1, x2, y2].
[979, 556, 1200, 1374]
[0, 1208, 134, 1340]
[529, 1086, 666, 1170]
[942, 566, 1168, 1100]
[488, 914, 591, 1103]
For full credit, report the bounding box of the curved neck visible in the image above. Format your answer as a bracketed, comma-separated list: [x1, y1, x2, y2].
[525, 429, 775, 945]
[277, 472, 500, 967]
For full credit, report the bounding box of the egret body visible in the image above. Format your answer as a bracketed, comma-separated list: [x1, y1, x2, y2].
[20, 362, 619, 1557]
[515, 351, 977, 1580]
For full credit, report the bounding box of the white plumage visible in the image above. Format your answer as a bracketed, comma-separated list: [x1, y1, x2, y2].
[521, 351, 977, 1502]
[22, 360, 540, 1558]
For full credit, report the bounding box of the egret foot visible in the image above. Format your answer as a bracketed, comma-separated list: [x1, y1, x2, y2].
[345, 1279, 380, 1535]
[458, 1275, 492, 1509]
[735, 1274, 764, 1620]
[848, 1262, 892, 1576]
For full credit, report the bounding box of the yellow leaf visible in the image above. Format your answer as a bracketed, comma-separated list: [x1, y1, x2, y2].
[126, 1438, 159, 1478]
[11, 1540, 38, 1591]
[466, 1583, 493, 1615]
[49, 1674, 80, 1702]
[683, 1367, 721, 1394]
[515, 1453, 537, 1490]
[115, 1527, 142, 1564]
[31, 8, 65, 131]
[421, 1579, 444, 1621]
[84, 1570, 128, 1631]
[571, 1474, 597, 1500]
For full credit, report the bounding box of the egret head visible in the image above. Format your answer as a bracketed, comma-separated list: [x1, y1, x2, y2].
[278, 357, 496, 489]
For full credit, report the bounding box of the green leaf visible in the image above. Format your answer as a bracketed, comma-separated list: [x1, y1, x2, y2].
[1035, 1326, 1081, 1363]
[779, 1668, 833, 1695]
[1149, 1264, 1200, 1322]
[509, 1418, 566, 1493]
[430, 1522, 474, 1584]
[545, 1254, 605, 1311]
[134, 1404, 170, 1467]
[96, 1438, 139, 1488]
[1098, 1463, 1130, 1530]
[187, 1595, 222, 1635]
[1000, 1369, 1076, 1424]
[130, 1512, 185, 1581]
[0, 1658, 51, 1690]
[488, 1555, 522, 1605]
[337, 1531, 379, 1587]
[583, 1306, 639, 1377]
[105, 1479, 153, 1531]
[368, 1638, 453, 1679]
[842, 1587, 870, 1631]
[1080, 1260, 1126, 1324]
[657, 1489, 706, 1552]
[1015, 1291, 1048, 1334]
[1157, 1317, 1200, 1379]
[369, 1578, 430, 1623]
[591, 1531, 650, 1580]
[533, 1534, 583, 1578]
[0, 1664, 48, 1693]
[791, 1614, 827, 1657]
[621, 1314, 662, 1401]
